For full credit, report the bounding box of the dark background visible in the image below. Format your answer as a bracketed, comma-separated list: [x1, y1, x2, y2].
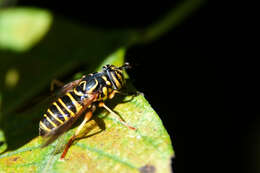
[8, 1, 259, 172]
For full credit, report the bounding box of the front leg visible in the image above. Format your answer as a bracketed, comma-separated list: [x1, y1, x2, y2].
[98, 102, 136, 130]
[108, 90, 120, 99]
[108, 90, 141, 99]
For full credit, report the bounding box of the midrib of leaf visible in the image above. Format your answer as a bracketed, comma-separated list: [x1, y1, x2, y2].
[38, 145, 60, 173]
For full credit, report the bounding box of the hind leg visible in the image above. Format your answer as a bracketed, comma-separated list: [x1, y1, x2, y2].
[60, 110, 93, 160]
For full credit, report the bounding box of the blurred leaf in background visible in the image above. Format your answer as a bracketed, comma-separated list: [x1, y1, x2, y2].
[0, 1, 205, 172]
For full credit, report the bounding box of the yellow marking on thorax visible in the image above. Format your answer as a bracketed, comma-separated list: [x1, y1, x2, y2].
[102, 75, 108, 81]
[106, 80, 111, 86]
[87, 78, 98, 93]
[80, 81, 87, 90]
[47, 109, 64, 124]
[73, 88, 84, 97]
[66, 92, 82, 113]
[40, 121, 51, 132]
[102, 75, 112, 86]
[53, 102, 69, 121]
[44, 114, 57, 127]
[57, 98, 75, 117]
[102, 87, 108, 100]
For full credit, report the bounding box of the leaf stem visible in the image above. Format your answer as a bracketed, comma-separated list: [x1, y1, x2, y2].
[136, 0, 206, 44]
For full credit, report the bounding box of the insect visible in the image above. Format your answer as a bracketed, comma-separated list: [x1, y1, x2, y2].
[39, 62, 136, 160]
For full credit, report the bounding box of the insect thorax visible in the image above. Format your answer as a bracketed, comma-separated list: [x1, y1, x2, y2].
[76, 69, 125, 101]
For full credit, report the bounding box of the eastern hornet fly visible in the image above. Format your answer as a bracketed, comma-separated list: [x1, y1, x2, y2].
[39, 63, 136, 160]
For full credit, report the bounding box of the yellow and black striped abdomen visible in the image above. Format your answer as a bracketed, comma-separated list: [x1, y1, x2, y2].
[39, 91, 83, 136]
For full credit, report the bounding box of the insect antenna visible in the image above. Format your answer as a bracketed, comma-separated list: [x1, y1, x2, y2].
[119, 62, 131, 70]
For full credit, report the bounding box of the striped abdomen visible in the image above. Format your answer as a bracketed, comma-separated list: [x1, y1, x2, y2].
[39, 91, 84, 136]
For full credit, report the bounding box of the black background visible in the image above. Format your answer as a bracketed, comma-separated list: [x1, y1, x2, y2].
[10, 1, 260, 172]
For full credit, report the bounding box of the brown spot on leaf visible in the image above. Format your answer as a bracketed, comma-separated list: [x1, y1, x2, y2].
[11, 156, 19, 162]
[6, 156, 21, 166]
[139, 164, 156, 173]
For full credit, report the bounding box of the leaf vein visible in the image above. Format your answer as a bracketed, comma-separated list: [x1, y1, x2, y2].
[76, 143, 138, 170]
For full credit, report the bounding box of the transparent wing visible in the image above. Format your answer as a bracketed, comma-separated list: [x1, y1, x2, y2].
[14, 77, 85, 114]
[55, 76, 85, 97]
[41, 92, 98, 147]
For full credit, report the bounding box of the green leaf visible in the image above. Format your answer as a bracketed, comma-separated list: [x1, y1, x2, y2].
[0, 2, 205, 172]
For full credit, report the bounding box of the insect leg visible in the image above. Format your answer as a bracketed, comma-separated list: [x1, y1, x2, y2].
[98, 102, 136, 130]
[60, 109, 93, 160]
[108, 90, 133, 99]
[108, 90, 141, 99]
[108, 90, 120, 99]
